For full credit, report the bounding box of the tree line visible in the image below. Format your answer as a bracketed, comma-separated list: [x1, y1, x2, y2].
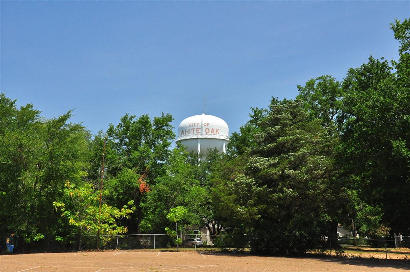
[0, 19, 408, 254]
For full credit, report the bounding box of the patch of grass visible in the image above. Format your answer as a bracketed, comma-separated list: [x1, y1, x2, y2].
[308, 246, 410, 260]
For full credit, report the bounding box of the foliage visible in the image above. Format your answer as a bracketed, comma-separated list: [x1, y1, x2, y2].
[140, 147, 208, 233]
[339, 51, 409, 233]
[227, 107, 267, 156]
[245, 99, 339, 254]
[166, 206, 188, 224]
[294, 19, 410, 236]
[297, 75, 343, 128]
[165, 206, 189, 246]
[0, 94, 91, 248]
[53, 182, 133, 248]
[91, 113, 174, 233]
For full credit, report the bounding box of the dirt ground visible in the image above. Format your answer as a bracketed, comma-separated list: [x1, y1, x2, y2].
[1, 250, 409, 272]
[310, 247, 410, 260]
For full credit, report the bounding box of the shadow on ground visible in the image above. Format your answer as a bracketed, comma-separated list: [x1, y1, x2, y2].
[343, 246, 410, 255]
[310, 254, 410, 270]
[199, 250, 410, 270]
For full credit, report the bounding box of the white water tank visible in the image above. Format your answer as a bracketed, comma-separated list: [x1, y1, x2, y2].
[177, 114, 229, 157]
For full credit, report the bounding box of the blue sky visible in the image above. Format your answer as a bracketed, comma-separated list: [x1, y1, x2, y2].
[1, 1, 409, 136]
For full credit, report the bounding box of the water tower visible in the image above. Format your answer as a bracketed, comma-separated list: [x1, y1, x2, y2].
[177, 114, 229, 157]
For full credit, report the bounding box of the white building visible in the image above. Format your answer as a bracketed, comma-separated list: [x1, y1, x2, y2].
[176, 114, 229, 157]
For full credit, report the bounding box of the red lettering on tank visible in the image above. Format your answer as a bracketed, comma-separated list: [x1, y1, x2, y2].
[181, 126, 224, 137]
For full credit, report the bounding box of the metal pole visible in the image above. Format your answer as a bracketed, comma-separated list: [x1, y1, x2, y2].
[176, 222, 178, 251]
[154, 235, 156, 249]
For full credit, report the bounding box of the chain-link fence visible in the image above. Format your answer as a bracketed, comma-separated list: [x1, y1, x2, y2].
[96, 234, 169, 250]
[393, 235, 410, 248]
[336, 235, 410, 248]
[86, 233, 207, 250]
[5, 232, 409, 254]
[94, 233, 410, 251]
[332, 236, 410, 259]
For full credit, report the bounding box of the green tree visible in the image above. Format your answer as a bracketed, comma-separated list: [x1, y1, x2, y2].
[340, 54, 409, 234]
[91, 113, 174, 233]
[165, 206, 189, 247]
[297, 75, 343, 129]
[234, 99, 339, 254]
[0, 94, 43, 244]
[53, 182, 133, 249]
[140, 146, 208, 234]
[210, 154, 258, 247]
[0, 94, 91, 249]
[295, 19, 410, 236]
[297, 75, 358, 243]
[227, 107, 267, 156]
[337, 19, 410, 234]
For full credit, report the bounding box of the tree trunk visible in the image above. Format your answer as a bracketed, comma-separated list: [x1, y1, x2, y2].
[351, 219, 357, 238]
[329, 221, 338, 249]
[78, 228, 82, 251]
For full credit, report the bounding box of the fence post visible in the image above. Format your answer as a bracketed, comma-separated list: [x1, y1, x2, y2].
[394, 234, 397, 248]
[154, 235, 156, 249]
[116, 236, 119, 249]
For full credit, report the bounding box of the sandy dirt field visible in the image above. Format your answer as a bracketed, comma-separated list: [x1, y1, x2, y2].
[1, 250, 409, 272]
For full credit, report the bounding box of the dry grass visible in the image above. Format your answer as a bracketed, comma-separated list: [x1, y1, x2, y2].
[309, 246, 410, 260]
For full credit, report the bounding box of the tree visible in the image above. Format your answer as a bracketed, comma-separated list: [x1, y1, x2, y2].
[0, 94, 43, 245]
[91, 113, 174, 233]
[139, 146, 208, 234]
[165, 206, 189, 248]
[297, 76, 358, 243]
[337, 18, 410, 234]
[227, 107, 267, 156]
[340, 54, 409, 234]
[391, 19, 410, 88]
[210, 154, 259, 248]
[53, 182, 133, 249]
[0, 93, 91, 249]
[222, 99, 341, 254]
[295, 19, 410, 236]
[297, 75, 343, 129]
